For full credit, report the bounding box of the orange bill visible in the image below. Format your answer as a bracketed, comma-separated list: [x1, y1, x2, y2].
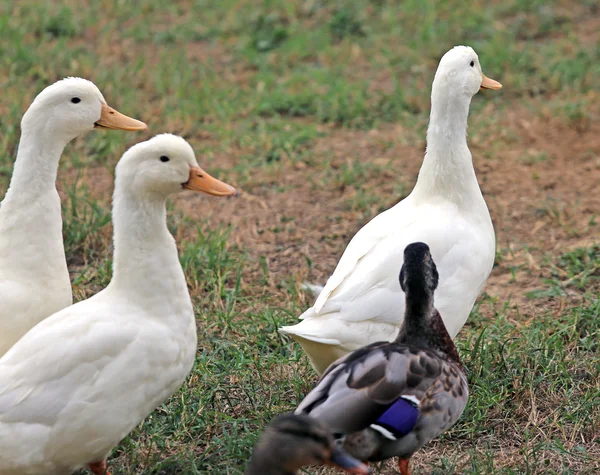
[481, 73, 502, 90]
[95, 102, 147, 131]
[183, 166, 237, 197]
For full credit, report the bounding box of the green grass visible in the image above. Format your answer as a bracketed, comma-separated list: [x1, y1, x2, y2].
[1, 0, 599, 473]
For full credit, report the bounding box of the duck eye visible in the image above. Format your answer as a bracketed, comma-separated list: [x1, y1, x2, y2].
[469, 61, 474, 67]
[160, 156, 170, 162]
[71, 97, 81, 104]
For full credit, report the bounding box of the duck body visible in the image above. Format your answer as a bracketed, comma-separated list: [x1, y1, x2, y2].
[0, 166, 71, 357]
[0, 290, 196, 474]
[0, 78, 146, 357]
[280, 46, 500, 374]
[296, 243, 469, 474]
[284, 197, 493, 373]
[299, 340, 468, 466]
[0, 135, 235, 474]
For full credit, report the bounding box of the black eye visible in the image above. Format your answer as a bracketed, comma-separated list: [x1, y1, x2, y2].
[160, 156, 170, 162]
[71, 97, 81, 104]
[469, 61, 475, 67]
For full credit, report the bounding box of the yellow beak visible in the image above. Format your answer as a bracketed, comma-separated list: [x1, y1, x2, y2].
[481, 73, 502, 90]
[183, 166, 237, 197]
[94, 102, 147, 131]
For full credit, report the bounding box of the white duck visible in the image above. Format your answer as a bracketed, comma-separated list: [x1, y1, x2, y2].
[0, 134, 236, 475]
[280, 46, 502, 374]
[0, 77, 146, 357]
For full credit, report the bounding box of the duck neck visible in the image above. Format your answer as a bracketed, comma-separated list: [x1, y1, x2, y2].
[108, 187, 190, 314]
[396, 286, 435, 344]
[396, 288, 462, 365]
[0, 128, 70, 275]
[2, 129, 67, 206]
[412, 89, 482, 208]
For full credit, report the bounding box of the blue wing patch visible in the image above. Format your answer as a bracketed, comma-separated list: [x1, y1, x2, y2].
[370, 396, 419, 440]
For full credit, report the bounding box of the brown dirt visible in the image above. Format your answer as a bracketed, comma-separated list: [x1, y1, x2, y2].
[58, 95, 600, 318]
[476, 98, 600, 317]
[166, 97, 600, 323]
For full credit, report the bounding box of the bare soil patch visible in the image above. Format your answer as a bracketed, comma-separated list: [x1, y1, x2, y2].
[56, 95, 599, 322]
[167, 99, 600, 323]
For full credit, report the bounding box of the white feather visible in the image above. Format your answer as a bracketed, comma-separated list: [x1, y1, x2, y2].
[280, 46, 497, 374]
[0, 78, 142, 357]
[370, 424, 397, 441]
[0, 135, 209, 474]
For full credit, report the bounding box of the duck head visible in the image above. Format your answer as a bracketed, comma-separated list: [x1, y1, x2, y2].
[432, 45, 502, 98]
[115, 134, 236, 199]
[399, 242, 439, 298]
[247, 414, 370, 474]
[21, 77, 146, 142]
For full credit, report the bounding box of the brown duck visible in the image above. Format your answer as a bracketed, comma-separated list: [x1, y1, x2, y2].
[295, 242, 469, 475]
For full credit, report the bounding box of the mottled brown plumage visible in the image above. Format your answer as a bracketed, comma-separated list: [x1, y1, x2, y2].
[295, 243, 469, 475]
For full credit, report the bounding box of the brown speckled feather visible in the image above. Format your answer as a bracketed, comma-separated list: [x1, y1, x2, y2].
[295, 342, 467, 440]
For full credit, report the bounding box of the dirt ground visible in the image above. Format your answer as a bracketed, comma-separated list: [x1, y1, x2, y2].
[189, 98, 600, 317]
[62, 96, 600, 320]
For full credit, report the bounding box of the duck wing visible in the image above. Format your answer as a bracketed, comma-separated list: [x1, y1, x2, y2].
[0, 301, 139, 428]
[309, 201, 472, 326]
[296, 343, 445, 435]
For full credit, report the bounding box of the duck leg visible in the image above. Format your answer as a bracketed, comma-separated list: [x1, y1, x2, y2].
[89, 460, 111, 475]
[398, 457, 411, 475]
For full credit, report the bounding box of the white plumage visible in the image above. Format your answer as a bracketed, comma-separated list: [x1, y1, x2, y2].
[0, 77, 146, 357]
[280, 46, 501, 374]
[0, 134, 235, 474]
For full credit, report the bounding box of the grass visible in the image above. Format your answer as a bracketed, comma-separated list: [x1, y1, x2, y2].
[1, 0, 599, 473]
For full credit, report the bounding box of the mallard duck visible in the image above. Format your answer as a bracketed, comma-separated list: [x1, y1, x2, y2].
[0, 134, 236, 475]
[295, 242, 468, 475]
[280, 46, 501, 374]
[246, 413, 371, 475]
[0, 77, 146, 357]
